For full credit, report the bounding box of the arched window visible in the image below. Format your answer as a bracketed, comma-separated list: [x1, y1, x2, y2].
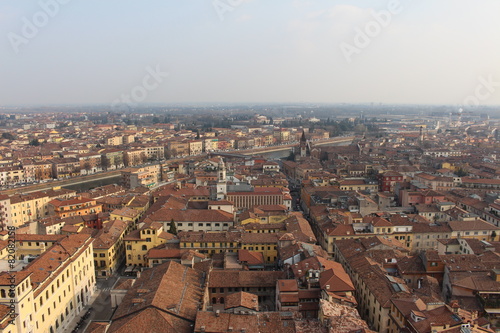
[219, 297, 224, 304]
[0, 289, 5, 298]
[212, 297, 217, 304]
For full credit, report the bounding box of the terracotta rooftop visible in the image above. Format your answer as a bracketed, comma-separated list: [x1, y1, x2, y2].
[194, 311, 296, 333]
[277, 279, 298, 292]
[109, 261, 204, 333]
[238, 249, 264, 266]
[224, 291, 259, 311]
[208, 270, 285, 288]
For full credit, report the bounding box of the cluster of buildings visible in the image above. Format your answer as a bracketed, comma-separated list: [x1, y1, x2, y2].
[0, 115, 329, 186]
[0, 111, 499, 332]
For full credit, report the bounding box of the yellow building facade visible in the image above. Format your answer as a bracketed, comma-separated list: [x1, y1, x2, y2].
[124, 222, 171, 267]
[0, 233, 95, 333]
[93, 220, 127, 278]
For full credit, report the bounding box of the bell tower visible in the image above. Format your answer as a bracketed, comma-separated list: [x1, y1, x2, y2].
[300, 130, 308, 158]
[216, 157, 227, 200]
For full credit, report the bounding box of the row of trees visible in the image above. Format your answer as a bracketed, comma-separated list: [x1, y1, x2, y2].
[1, 133, 44, 146]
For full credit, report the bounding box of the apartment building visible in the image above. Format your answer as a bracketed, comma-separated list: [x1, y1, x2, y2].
[334, 238, 410, 332]
[179, 231, 241, 255]
[109, 207, 141, 227]
[241, 232, 279, 263]
[0, 195, 11, 229]
[203, 138, 218, 152]
[105, 136, 122, 146]
[142, 144, 164, 161]
[124, 222, 174, 267]
[0, 166, 25, 186]
[47, 197, 102, 218]
[8, 189, 77, 227]
[146, 207, 234, 232]
[123, 149, 146, 167]
[99, 149, 124, 170]
[448, 219, 499, 241]
[93, 219, 127, 278]
[120, 165, 161, 189]
[50, 158, 80, 179]
[188, 140, 203, 155]
[78, 153, 102, 175]
[208, 270, 285, 308]
[226, 187, 292, 211]
[0, 234, 95, 333]
[22, 160, 53, 181]
[166, 140, 189, 158]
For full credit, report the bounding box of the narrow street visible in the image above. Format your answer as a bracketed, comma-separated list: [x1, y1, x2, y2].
[70, 274, 120, 332]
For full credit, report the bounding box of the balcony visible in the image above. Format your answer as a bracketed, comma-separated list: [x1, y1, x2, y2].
[478, 294, 500, 314]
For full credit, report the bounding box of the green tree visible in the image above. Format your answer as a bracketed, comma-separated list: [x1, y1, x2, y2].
[1, 133, 15, 140]
[83, 162, 92, 173]
[101, 156, 111, 170]
[168, 218, 177, 235]
[29, 139, 40, 146]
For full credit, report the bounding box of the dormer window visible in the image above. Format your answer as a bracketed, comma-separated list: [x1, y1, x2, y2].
[410, 310, 425, 322]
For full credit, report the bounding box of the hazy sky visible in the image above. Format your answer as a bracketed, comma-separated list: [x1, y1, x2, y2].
[1, 0, 500, 106]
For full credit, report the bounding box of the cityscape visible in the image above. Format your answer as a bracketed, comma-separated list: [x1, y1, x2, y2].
[1, 1, 500, 333]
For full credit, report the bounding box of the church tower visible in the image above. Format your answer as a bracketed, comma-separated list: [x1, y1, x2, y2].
[216, 157, 227, 200]
[299, 130, 308, 158]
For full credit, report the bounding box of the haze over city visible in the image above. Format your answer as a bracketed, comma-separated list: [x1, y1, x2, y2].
[1, 0, 500, 106]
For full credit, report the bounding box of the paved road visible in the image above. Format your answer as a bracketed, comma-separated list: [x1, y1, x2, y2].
[92, 276, 121, 320]
[0, 171, 122, 196]
[70, 275, 120, 332]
